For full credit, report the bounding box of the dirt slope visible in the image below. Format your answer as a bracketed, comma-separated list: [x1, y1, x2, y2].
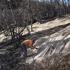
[0, 15, 70, 70]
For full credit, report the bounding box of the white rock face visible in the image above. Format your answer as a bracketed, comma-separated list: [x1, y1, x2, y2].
[1, 16, 70, 65]
[25, 17, 70, 64]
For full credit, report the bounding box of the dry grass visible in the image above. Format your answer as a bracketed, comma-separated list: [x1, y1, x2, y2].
[17, 53, 70, 70]
[48, 53, 70, 70]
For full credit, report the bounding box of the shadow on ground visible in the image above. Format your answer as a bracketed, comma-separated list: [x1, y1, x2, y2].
[27, 23, 70, 40]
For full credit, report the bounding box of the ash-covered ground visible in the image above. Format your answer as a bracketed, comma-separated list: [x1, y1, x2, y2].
[0, 15, 70, 70]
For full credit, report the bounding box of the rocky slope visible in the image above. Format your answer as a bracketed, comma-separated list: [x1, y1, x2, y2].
[0, 15, 70, 70]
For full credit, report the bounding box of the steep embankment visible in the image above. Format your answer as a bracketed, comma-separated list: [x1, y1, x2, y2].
[25, 15, 70, 65]
[0, 15, 70, 70]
